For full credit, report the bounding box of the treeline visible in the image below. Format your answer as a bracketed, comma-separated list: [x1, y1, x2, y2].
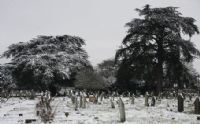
[0, 4, 200, 95]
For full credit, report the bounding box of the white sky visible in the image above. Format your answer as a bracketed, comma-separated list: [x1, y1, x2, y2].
[0, 0, 200, 71]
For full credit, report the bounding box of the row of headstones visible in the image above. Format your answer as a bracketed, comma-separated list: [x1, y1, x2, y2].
[68, 90, 156, 122]
[36, 90, 54, 123]
[71, 95, 126, 122]
[145, 92, 200, 114]
[119, 93, 200, 122]
[66, 89, 199, 107]
[64, 89, 140, 99]
[178, 93, 200, 114]
[161, 90, 195, 100]
[67, 90, 127, 122]
[66, 89, 200, 122]
[66, 89, 156, 106]
[0, 90, 36, 99]
[67, 90, 110, 105]
[71, 95, 87, 110]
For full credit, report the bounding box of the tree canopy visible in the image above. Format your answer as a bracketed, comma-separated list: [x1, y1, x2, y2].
[97, 59, 117, 86]
[115, 5, 200, 94]
[0, 64, 16, 90]
[74, 68, 108, 90]
[1, 35, 90, 90]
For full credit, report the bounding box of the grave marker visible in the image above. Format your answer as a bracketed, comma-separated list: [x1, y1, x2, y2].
[145, 92, 149, 106]
[178, 94, 184, 112]
[194, 97, 200, 114]
[118, 98, 126, 122]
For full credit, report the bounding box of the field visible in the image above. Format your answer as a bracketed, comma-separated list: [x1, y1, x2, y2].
[0, 96, 199, 124]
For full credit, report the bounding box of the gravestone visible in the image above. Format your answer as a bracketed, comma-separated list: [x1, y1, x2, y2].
[178, 94, 184, 112]
[145, 92, 149, 106]
[89, 95, 96, 103]
[36, 111, 40, 116]
[82, 96, 86, 108]
[71, 95, 76, 104]
[189, 94, 192, 101]
[74, 97, 78, 111]
[194, 97, 200, 114]
[111, 99, 115, 108]
[131, 94, 135, 104]
[100, 92, 104, 101]
[151, 96, 156, 106]
[94, 94, 98, 104]
[79, 96, 83, 108]
[29, 90, 35, 100]
[128, 92, 131, 97]
[118, 98, 126, 122]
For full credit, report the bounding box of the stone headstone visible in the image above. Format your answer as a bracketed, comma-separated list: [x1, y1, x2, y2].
[118, 98, 126, 122]
[71, 95, 76, 104]
[151, 96, 156, 106]
[145, 92, 149, 106]
[79, 96, 83, 108]
[194, 97, 200, 114]
[36, 111, 40, 116]
[74, 97, 78, 111]
[178, 94, 184, 112]
[82, 96, 86, 108]
[189, 94, 192, 101]
[100, 92, 104, 101]
[131, 95, 135, 104]
[94, 94, 98, 104]
[111, 99, 115, 109]
[89, 95, 96, 103]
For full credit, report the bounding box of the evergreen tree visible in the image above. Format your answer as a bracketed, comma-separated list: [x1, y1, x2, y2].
[115, 5, 200, 94]
[97, 59, 117, 86]
[74, 68, 108, 90]
[1, 35, 90, 91]
[0, 64, 16, 91]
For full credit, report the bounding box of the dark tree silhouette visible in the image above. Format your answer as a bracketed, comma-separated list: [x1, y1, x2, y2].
[115, 5, 200, 94]
[74, 68, 108, 90]
[97, 59, 117, 86]
[1, 35, 90, 91]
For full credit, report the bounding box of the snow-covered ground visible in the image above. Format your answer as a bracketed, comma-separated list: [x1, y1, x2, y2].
[0, 96, 200, 124]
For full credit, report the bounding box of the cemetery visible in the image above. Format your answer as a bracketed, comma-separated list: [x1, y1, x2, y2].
[0, 89, 200, 123]
[0, 1, 200, 124]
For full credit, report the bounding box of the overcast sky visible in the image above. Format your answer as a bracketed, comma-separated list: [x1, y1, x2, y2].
[0, 0, 200, 70]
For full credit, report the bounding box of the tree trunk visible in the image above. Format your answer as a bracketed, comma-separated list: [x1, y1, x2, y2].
[157, 62, 163, 95]
[156, 39, 164, 95]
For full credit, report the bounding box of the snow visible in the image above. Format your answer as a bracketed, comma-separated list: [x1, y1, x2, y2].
[0, 97, 200, 124]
